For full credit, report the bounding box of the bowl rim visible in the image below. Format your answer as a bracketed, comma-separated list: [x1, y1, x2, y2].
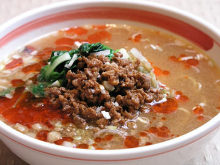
[0, 0, 220, 161]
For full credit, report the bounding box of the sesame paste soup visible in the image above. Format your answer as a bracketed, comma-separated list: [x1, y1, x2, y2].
[0, 24, 219, 150]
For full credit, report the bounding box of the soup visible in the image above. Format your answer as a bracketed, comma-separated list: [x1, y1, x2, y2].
[0, 24, 219, 149]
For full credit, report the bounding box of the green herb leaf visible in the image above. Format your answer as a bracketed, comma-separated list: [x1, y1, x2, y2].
[79, 43, 106, 56]
[37, 43, 118, 89]
[38, 52, 71, 82]
[29, 83, 49, 97]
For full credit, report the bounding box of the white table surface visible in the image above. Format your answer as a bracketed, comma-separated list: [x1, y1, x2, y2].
[0, 0, 219, 165]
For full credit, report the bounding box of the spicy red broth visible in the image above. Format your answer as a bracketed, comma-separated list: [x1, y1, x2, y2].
[0, 24, 219, 149]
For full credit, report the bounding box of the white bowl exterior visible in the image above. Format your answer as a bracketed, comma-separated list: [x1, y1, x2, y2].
[0, 0, 220, 165]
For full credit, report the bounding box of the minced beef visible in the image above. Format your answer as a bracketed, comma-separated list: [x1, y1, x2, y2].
[46, 52, 164, 128]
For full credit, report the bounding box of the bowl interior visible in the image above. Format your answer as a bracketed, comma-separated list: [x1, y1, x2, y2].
[0, 0, 220, 160]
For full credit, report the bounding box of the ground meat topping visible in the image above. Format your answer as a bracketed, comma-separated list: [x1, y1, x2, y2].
[46, 52, 165, 128]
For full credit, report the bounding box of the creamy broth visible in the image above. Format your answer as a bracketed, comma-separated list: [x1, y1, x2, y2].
[0, 24, 219, 149]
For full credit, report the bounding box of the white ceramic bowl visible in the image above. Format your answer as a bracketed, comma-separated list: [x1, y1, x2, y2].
[0, 1, 220, 165]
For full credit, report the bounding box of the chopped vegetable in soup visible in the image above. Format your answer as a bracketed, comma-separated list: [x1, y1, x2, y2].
[0, 24, 219, 150]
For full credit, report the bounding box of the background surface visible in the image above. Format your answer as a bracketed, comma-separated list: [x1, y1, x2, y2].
[0, 0, 220, 164]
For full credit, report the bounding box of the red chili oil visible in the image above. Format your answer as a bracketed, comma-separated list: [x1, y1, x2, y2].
[0, 87, 70, 129]
[5, 58, 23, 70]
[22, 62, 45, 73]
[88, 30, 111, 43]
[77, 143, 89, 149]
[169, 54, 199, 68]
[11, 79, 25, 87]
[175, 91, 189, 102]
[193, 105, 204, 115]
[124, 136, 139, 148]
[129, 33, 142, 42]
[36, 130, 49, 141]
[153, 66, 170, 76]
[147, 126, 170, 138]
[54, 137, 73, 145]
[64, 27, 88, 36]
[152, 98, 178, 114]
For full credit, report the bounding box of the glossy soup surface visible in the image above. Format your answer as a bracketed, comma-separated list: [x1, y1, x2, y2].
[0, 24, 219, 149]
